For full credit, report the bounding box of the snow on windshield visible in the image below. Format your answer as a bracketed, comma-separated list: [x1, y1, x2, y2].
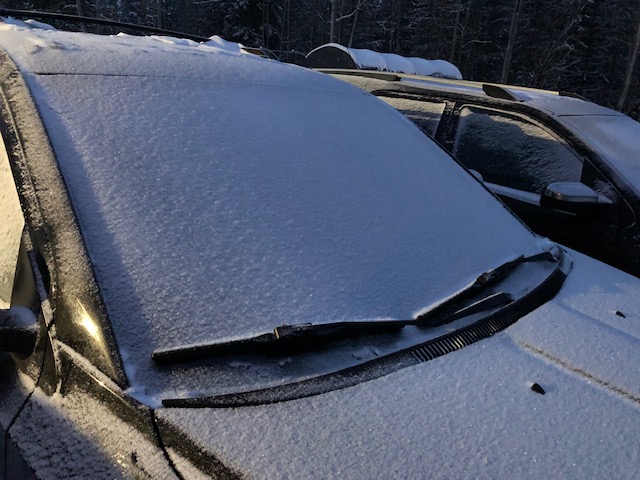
[0, 26, 540, 396]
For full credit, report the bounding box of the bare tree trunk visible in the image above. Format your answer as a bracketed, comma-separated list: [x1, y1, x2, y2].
[393, 0, 405, 53]
[285, 0, 291, 51]
[338, 0, 345, 44]
[156, 0, 163, 28]
[459, 0, 474, 74]
[330, 0, 338, 43]
[348, 4, 360, 48]
[618, 13, 640, 111]
[501, 0, 524, 84]
[262, 0, 271, 48]
[450, 0, 463, 63]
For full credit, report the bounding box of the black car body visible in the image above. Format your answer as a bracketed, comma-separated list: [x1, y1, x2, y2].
[326, 70, 640, 278]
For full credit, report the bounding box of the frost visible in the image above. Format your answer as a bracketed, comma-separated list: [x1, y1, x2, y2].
[1, 18, 640, 480]
[350, 346, 380, 360]
[0, 25, 542, 400]
[158, 289, 640, 479]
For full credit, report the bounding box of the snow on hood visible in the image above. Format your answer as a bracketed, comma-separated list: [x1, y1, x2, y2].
[308, 43, 463, 79]
[157, 251, 640, 478]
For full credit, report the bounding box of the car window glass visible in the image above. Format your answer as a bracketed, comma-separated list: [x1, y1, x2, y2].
[452, 107, 583, 193]
[379, 97, 446, 136]
[0, 136, 25, 308]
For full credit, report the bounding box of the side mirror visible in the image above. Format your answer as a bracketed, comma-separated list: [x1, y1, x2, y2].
[540, 182, 613, 217]
[0, 306, 39, 357]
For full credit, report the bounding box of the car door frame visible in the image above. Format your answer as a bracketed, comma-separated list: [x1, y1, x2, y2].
[442, 97, 637, 270]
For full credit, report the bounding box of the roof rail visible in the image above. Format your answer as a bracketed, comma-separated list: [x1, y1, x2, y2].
[481, 84, 524, 102]
[0, 8, 211, 42]
[558, 91, 588, 101]
[317, 69, 401, 82]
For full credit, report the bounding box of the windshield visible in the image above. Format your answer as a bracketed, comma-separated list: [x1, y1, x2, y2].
[13, 30, 546, 404]
[561, 114, 640, 193]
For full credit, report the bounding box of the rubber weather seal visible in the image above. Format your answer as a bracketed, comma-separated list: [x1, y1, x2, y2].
[162, 258, 567, 409]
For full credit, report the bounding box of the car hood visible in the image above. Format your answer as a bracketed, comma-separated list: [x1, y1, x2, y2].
[155, 250, 640, 479]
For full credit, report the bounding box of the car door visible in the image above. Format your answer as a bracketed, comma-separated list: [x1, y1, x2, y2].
[448, 105, 621, 262]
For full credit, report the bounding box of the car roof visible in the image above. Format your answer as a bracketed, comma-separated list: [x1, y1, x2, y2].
[323, 69, 625, 117]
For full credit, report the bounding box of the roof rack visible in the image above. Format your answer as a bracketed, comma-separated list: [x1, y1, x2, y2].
[317, 69, 401, 82]
[482, 84, 524, 102]
[558, 91, 588, 101]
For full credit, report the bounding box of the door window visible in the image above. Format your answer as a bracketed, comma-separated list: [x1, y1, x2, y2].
[452, 107, 583, 194]
[380, 97, 446, 137]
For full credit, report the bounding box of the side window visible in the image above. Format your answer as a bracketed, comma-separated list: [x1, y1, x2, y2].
[0, 136, 26, 309]
[379, 97, 446, 137]
[452, 107, 583, 194]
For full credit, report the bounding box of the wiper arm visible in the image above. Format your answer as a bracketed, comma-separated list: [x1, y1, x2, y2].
[415, 251, 553, 326]
[152, 251, 556, 365]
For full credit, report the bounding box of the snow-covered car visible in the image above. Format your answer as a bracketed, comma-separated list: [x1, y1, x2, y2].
[325, 70, 640, 279]
[1, 21, 640, 480]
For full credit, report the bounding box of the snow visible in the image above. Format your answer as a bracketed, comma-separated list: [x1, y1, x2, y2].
[155, 251, 640, 480]
[205, 35, 244, 55]
[157, 281, 640, 479]
[1, 17, 56, 31]
[8, 376, 177, 478]
[507, 248, 640, 400]
[2, 22, 640, 479]
[560, 114, 640, 196]
[0, 136, 24, 308]
[0, 24, 543, 401]
[453, 107, 583, 194]
[0, 22, 260, 78]
[308, 43, 463, 79]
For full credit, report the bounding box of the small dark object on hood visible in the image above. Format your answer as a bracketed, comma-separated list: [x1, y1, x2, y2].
[615, 311, 626, 318]
[531, 383, 546, 395]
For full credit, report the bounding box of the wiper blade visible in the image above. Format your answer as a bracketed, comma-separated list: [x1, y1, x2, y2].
[152, 291, 514, 365]
[152, 251, 556, 365]
[153, 319, 411, 364]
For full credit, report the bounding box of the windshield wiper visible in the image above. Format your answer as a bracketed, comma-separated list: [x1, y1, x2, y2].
[152, 251, 556, 365]
[153, 319, 412, 364]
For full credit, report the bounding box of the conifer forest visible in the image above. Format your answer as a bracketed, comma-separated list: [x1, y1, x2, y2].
[3, 0, 640, 118]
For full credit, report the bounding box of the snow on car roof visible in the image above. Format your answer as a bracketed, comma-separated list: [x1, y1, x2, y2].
[397, 75, 623, 117]
[0, 24, 542, 399]
[0, 19, 343, 93]
[307, 43, 463, 80]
